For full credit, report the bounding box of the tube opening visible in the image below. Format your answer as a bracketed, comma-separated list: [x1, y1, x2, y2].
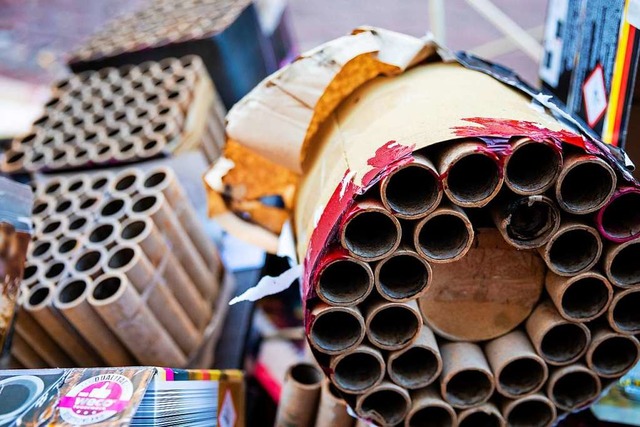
[67, 179, 84, 192]
[23, 264, 38, 281]
[43, 219, 62, 235]
[93, 276, 122, 300]
[361, 389, 408, 426]
[390, 347, 439, 388]
[89, 223, 115, 243]
[92, 177, 109, 191]
[498, 358, 545, 397]
[541, 323, 588, 363]
[612, 291, 640, 332]
[101, 199, 125, 217]
[56, 200, 72, 213]
[459, 412, 501, 427]
[447, 153, 499, 204]
[80, 197, 99, 210]
[289, 364, 322, 386]
[369, 306, 419, 348]
[384, 166, 439, 216]
[378, 254, 429, 300]
[32, 241, 51, 257]
[59, 280, 87, 303]
[58, 238, 78, 254]
[318, 259, 371, 304]
[601, 192, 640, 239]
[334, 351, 382, 392]
[507, 142, 560, 194]
[592, 336, 638, 376]
[132, 195, 157, 213]
[445, 370, 493, 407]
[44, 181, 61, 194]
[45, 261, 65, 279]
[310, 310, 362, 353]
[549, 229, 599, 274]
[75, 250, 102, 272]
[121, 220, 146, 240]
[29, 287, 50, 306]
[108, 247, 135, 270]
[560, 162, 614, 212]
[343, 211, 398, 259]
[562, 277, 609, 320]
[418, 214, 470, 260]
[610, 242, 640, 287]
[143, 171, 166, 189]
[69, 217, 87, 231]
[506, 198, 558, 245]
[552, 371, 598, 410]
[115, 174, 137, 191]
[408, 406, 454, 427]
[6, 150, 24, 164]
[33, 200, 49, 215]
[507, 400, 554, 427]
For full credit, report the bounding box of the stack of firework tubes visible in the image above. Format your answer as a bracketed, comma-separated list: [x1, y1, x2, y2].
[1, 55, 225, 174]
[204, 28, 640, 426]
[13, 166, 226, 369]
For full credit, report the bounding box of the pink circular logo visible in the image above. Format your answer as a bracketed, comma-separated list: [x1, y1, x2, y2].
[59, 374, 133, 425]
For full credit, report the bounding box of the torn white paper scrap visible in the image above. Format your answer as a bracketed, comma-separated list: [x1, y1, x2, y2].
[229, 264, 303, 305]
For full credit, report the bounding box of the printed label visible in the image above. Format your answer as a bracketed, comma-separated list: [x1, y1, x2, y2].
[218, 389, 237, 427]
[582, 64, 608, 127]
[59, 374, 133, 425]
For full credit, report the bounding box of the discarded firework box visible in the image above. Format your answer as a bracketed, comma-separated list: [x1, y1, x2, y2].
[204, 27, 640, 426]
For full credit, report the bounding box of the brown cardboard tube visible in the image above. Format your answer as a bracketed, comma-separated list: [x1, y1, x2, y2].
[89, 172, 113, 192]
[39, 215, 69, 239]
[65, 175, 89, 194]
[33, 196, 54, 218]
[72, 247, 106, 279]
[315, 252, 373, 306]
[14, 309, 73, 367]
[22, 261, 42, 288]
[54, 196, 77, 216]
[41, 259, 68, 283]
[364, 299, 421, 350]
[69, 145, 92, 167]
[586, 326, 640, 378]
[330, 344, 385, 394]
[502, 394, 556, 427]
[597, 187, 640, 241]
[493, 195, 561, 249]
[88, 272, 187, 366]
[457, 403, 505, 427]
[545, 271, 613, 322]
[340, 199, 401, 262]
[555, 153, 616, 214]
[110, 169, 143, 195]
[540, 221, 602, 276]
[504, 138, 562, 195]
[484, 330, 548, 398]
[440, 342, 495, 409]
[374, 246, 432, 302]
[139, 135, 168, 159]
[91, 140, 117, 163]
[38, 176, 66, 197]
[78, 193, 103, 213]
[68, 212, 92, 235]
[546, 364, 601, 411]
[131, 193, 215, 300]
[105, 244, 200, 354]
[24, 283, 102, 366]
[120, 216, 212, 329]
[11, 332, 47, 368]
[404, 387, 456, 427]
[388, 326, 442, 389]
[355, 381, 411, 427]
[114, 139, 142, 162]
[275, 363, 323, 427]
[380, 153, 442, 219]
[86, 220, 119, 249]
[48, 146, 72, 170]
[54, 276, 136, 366]
[309, 303, 365, 354]
[438, 140, 503, 207]
[29, 238, 57, 262]
[525, 301, 591, 365]
[605, 239, 640, 288]
[98, 196, 130, 221]
[413, 203, 474, 263]
[608, 288, 640, 334]
[56, 235, 84, 260]
[314, 381, 354, 427]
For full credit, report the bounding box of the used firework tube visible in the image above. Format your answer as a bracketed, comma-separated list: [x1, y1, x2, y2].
[493, 195, 561, 249]
[109, 169, 143, 196]
[439, 342, 495, 409]
[314, 381, 354, 427]
[340, 199, 401, 262]
[525, 301, 590, 365]
[501, 394, 556, 427]
[308, 303, 365, 355]
[484, 330, 548, 398]
[10, 332, 47, 368]
[413, 202, 474, 263]
[555, 153, 616, 214]
[72, 247, 106, 279]
[596, 187, 640, 242]
[364, 299, 422, 351]
[315, 249, 373, 306]
[545, 271, 612, 322]
[355, 381, 411, 427]
[275, 363, 323, 427]
[14, 308, 73, 367]
[404, 387, 456, 427]
[586, 326, 640, 378]
[457, 403, 505, 427]
[330, 344, 385, 394]
[86, 220, 119, 250]
[388, 326, 442, 389]
[546, 364, 601, 411]
[607, 288, 640, 334]
[503, 138, 562, 195]
[540, 221, 603, 276]
[605, 238, 640, 288]
[380, 152, 441, 219]
[374, 245, 432, 302]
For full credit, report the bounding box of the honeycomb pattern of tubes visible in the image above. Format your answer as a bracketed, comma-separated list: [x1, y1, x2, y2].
[306, 138, 640, 427]
[2, 55, 225, 174]
[67, 0, 251, 64]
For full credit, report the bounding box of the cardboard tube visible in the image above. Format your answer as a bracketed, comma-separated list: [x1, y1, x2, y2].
[72, 247, 106, 279]
[29, 238, 57, 262]
[11, 332, 47, 368]
[88, 272, 187, 366]
[493, 195, 561, 249]
[38, 176, 66, 197]
[596, 187, 640, 242]
[608, 288, 640, 334]
[388, 326, 442, 389]
[86, 220, 119, 249]
[502, 394, 556, 427]
[440, 342, 495, 409]
[330, 344, 385, 394]
[54, 276, 136, 366]
[91, 140, 117, 164]
[275, 363, 323, 427]
[315, 249, 373, 306]
[22, 261, 42, 288]
[131, 193, 215, 300]
[546, 364, 601, 411]
[526, 301, 590, 365]
[65, 175, 89, 194]
[504, 138, 562, 195]
[139, 135, 169, 159]
[39, 215, 69, 239]
[458, 403, 505, 427]
[380, 153, 442, 219]
[315, 381, 354, 427]
[109, 169, 143, 195]
[68, 213, 92, 235]
[114, 138, 142, 162]
[484, 330, 548, 398]
[438, 140, 503, 207]
[541, 221, 602, 276]
[586, 326, 640, 378]
[56, 235, 84, 260]
[40, 259, 68, 283]
[141, 166, 221, 277]
[106, 244, 199, 354]
[69, 145, 92, 167]
[98, 196, 130, 221]
[32, 196, 54, 218]
[89, 172, 113, 192]
[605, 238, 640, 288]
[120, 216, 211, 329]
[78, 192, 103, 213]
[54, 196, 77, 216]
[1, 147, 28, 173]
[309, 303, 365, 355]
[413, 203, 474, 263]
[364, 299, 421, 350]
[340, 199, 401, 262]
[355, 381, 411, 427]
[374, 246, 432, 302]
[555, 153, 616, 214]
[24, 284, 102, 366]
[14, 309, 73, 367]
[545, 271, 613, 322]
[404, 387, 456, 427]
